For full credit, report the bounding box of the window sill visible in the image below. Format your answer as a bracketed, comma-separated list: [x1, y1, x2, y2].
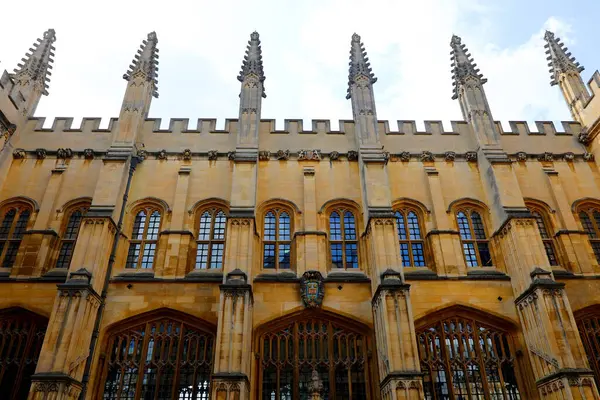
[254, 271, 299, 283]
[404, 268, 438, 280]
[113, 269, 155, 281]
[465, 268, 510, 280]
[326, 270, 370, 283]
[185, 269, 224, 282]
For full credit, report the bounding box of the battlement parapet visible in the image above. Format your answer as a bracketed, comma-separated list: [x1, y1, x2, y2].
[496, 120, 581, 136]
[28, 117, 119, 133]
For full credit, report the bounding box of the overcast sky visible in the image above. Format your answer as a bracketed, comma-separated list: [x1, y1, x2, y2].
[1, 0, 599, 131]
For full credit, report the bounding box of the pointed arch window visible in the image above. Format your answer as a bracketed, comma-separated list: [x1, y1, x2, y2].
[126, 208, 161, 269]
[456, 210, 493, 267]
[576, 309, 600, 389]
[417, 313, 521, 399]
[395, 210, 426, 267]
[56, 206, 88, 269]
[263, 209, 292, 269]
[330, 209, 358, 269]
[195, 209, 227, 269]
[528, 207, 558, 266]
[578, 208, 600, 263]
[0, 206, 31, 268]
[101, 314, 214, 400]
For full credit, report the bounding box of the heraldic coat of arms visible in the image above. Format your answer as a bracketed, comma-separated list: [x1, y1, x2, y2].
[300, 270, 325, 308]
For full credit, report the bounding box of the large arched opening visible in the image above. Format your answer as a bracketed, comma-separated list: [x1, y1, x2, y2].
[254, 309, 375, 400]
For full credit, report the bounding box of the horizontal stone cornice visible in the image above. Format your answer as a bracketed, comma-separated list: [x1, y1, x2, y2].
[514, 279, 565, 305]
[536, 367, 595, 386]
[379, 371, 424, 389]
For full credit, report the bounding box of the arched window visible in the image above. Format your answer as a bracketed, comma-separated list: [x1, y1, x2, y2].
[528, 207, 558, 266]
[578, 208, 600, 263]
[417, 311, 521, 399]
[194, 209, 227, 269]
[102, 312, 214, 400]
[126, 208, 161, 269]
[395, 210, 426, 267]
[0, 308, 47, 400]
[263, 209, 292, 270]
[576, 308, 600, 389]
[456, 210, 493, 267]
[0, 206, 31, 268]
[56, 205, 88, 269]
[329, 210, 358, 269]
[258, 313, 371, 399]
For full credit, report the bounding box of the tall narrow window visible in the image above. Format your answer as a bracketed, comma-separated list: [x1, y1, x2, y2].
[395, 210, 426, 267]
[263, 209, 292, 270]
[529, 208, 558, 266]
[577, 309, 600, 390]
[330, 210, 358, 269]
[195, 209, 227, 269]
[56, 207, 87, 269]
[456, 210, 493, 267]
[126, 208, 161, 269]
[0, 206, 31, 268]
[579, 208, 600, 263]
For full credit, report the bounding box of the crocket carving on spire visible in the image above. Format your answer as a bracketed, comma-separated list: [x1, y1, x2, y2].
[346, 33, 377, 100]
[238, 31, 266, 98]
[123, 31, 159, 98]
[450, 34, 487, 100]
[544, 30, 584, 86]
[12, 28, 56, 97]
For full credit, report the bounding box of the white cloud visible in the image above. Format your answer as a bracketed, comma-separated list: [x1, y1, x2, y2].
[0, 0, 581, 132]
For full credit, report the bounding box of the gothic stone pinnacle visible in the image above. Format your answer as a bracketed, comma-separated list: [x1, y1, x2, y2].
[347, 33, 377, 99]
[544, 30, 584, 86]
[123, 31, 159, 98]
[450, 34, 487, 100]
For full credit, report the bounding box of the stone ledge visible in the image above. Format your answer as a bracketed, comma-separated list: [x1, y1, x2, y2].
[466, 269, 510, 280]
[404, 269, 438, 280]
[325, 271, 370, 283]
[379, 371, 424, 389]
[536, 368, 594, 386]
[212, 372, 250, 385]
[254, 272, 299, 282]
[159, 229, 194, 237]
[514, 279, 566, 305]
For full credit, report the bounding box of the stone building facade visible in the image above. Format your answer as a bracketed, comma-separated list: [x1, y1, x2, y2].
[1, 27, 600, 400]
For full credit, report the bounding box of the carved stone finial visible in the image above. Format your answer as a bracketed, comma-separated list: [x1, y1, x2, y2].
[123, 31, 159, 98]
[544, 30, 584, 86]
[275, 149, 290, 160]
[465, 151, 478, 162]
[182, 149, 192, 161]
[444, 151, 456, 161]
[12, 148, 26, 159]
[57, 148, 73, 159]
[420, 151, 434, 162]
[83, 149, 94, 160]
[538, 152, 554, 162]
[157, 149, 167, 160]
[329, 151, 340, 161]
[399, 151, 410, 162]
[584, 152, 595, 161]
[347, 33, 377, 99]
[564, 152, 575, 161]
[516, 152, 527, 162]
[12, 28, 56, 96]
[450, 34, 487, 100]
[347, 150, 358, 161]
[36, 148, 47, 159]
[578, 128, 591, 144]
[258, 151, 270, 161]
[208, 150, 218, 161]
[237, 31, 266, 97]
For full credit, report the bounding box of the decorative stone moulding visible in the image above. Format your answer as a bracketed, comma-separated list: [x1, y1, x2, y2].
[12, 148, 26, 159]
[564, 152, 575, 161]
[157, 149, 167, 160]
[538, 152, 554, 162]
[516, 152, 527, 162]
[57, 148, 73, 159]
[465, 151, 477, 162]
[584, 152, 595, 161]
[137, 149, 148, 161]
[182, 149, 192, 161]
[36, 148, 47, 159]
[275, 149, 290, 160]
[578, 129, 591, 144]
[382, 151, 390, 162]
[420, 151, 434, 162]
[347, 150, 358, 161]
[399, 151, 410, 162]
[208, 150, 218, 160]
[258, 151, 270, 161]
[329, 151, 340, 161]
[444, 151, 456, 161]
[298, 149, 321, 161]
[83, 149, 94, 160]
[227, 151, 236, 161]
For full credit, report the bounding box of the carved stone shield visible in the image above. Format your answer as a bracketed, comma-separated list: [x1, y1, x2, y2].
[300, 271, 325, 308]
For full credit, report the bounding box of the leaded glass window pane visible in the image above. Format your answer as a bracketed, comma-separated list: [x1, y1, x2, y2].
[471, 211, 486, 240]
[330, 210, 359, 269]
[263, 209, 292, 270]
[396, 212, 407, 240]
[195, 209, 227, 269]
[407, 211, 421, 240]
[457, 212, 472, 240]
[127, 209, 161, 269]
[412, 243, 426, 266]
[330, 212, 341, 241]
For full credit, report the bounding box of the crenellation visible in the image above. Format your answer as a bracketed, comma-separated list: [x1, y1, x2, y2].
[498, 120, 581, 136]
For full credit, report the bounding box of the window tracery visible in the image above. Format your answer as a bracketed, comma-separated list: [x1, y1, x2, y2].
[263, 208, 292, 270]
[576, 308, 600, 389]
[417, 313, 521, 399]
[126, 207, 161, 269]
[194, 208, 227, 269]
[395, 209, 426, 267]
[258, 315, 369, 399]
[578, 207, 600, 264]
[102, 314, 214, 400]
[527, 206, 558, 266]
[0, 204, 31, 268]
[329, 209, 358, 269]
[455, 209, 493, 267]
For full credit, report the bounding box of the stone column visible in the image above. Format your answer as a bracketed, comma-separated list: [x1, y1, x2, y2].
[211, 270, 253, 400]
[28, 269, 101, 400]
